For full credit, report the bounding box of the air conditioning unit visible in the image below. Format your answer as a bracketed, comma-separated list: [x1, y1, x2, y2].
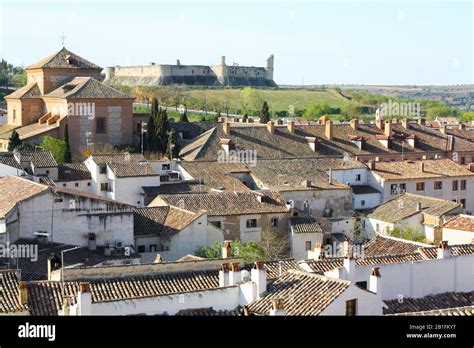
[115, 240, 124, 250]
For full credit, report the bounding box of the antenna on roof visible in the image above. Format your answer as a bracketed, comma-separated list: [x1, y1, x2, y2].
[59, 32, 68, 47]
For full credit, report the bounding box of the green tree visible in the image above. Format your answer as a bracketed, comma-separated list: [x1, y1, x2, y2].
[388, 226, 427, 243]
[241, 87, 263, 115]
[155, 107, 169, 155]
[179, 110, 189, 122]
[166, 130, 181, 159]
[64, 124, 72, 163]
[147, 97, 159, 152]
[7, 130, 21, 151]
[341, 101, 359, 120]
[426, 103, 458, 120]
[260, 101, 270, 123]
[243, 113, 248, 122]
[40, 136, 68, 164]
[304, 102, 333, 118]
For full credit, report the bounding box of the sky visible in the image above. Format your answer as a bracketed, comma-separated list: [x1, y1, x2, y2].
[0, 0, 472, 85]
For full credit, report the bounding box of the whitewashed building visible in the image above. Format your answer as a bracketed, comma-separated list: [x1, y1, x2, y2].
[442, 215, 474, 245]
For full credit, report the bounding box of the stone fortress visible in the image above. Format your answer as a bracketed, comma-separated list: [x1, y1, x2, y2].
[103, 55, 277, 87]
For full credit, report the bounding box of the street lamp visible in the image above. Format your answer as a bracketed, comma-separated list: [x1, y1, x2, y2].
[61, 246, 80, 303]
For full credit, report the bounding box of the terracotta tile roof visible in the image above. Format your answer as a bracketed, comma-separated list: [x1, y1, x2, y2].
[247, 269, 351, 316]
[38, 176, 56, 186]
[17, 150, 58, 168]
[179, 161, 252, 192]
[443, 214, 474, 233]
[0, 239, 138, 281]
[290, 216, 323, 234]
[389, 306, 474, 316]
[12, 120, 62, 140]
[249, 158, 356, 191]
[447, 128, 474, 143]
[176, 254, 206, 262]
[25, 269, 220, 315]
[152, 191, 289, 216]
[351, 185, 381, 194]
[384, 292, 473, 314]
[367, 193, 461, 223]
[134, 206, 202, 238]
[175, 307, 241, 316]
[0, 152, 23, 170]
[176, 122, 474, 161]
[243, 258, 301, 281]
[418, 244, 474, 259]
[0, 270, 28, 314]
[0, 176, 48, 218]
[51, 185, 132, 206]
[362, 234, 431, 257]
[370, 159, 474, 181]
[26, 47, 102, 70]
[58, 163, 91, 181]
[91, 153, 159, 177]
[45, 77, 132, 99]
[4, 83, 42, 99]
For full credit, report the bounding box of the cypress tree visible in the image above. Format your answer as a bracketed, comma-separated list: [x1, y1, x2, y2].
[147, 97, 159, 152]
[155, 107, 169, 155]
[179, 110, 189, 122]
[64, 124, 72, 163]
[166, 130, 181, 159]
[8, 130, 21, 151]
[260, 101, 270, 123]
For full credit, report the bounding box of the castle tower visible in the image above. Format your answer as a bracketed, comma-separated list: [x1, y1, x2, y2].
[266, 54, 274, 80]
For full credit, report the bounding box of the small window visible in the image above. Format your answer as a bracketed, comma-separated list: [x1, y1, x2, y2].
[376, 223, 380, 233]
[355, 174, 361, 182]
[162, 164, 170, 170]
[96, 117, 106, 134]
[137, 245, 145, 253]
[461, 180, 466, 190]
[246, 219, 257, 228]
[399, 183, 406, 192]
[271, 218, 279, 228]
[346, 299, 357, 316]
[54, 198, 63, 203]
[460, 199, 466, 208]
[434, 181, 442, 190]
[46, 170, 50, 175]
[63, 183, 66, 187]
[416, 182, 425, 191]
[149, 245, 157, 252]
[211, 221, 222, 229]
[361, 200, 366, 207]
[452, 180, 458, 191]
[460, 157, 466, 165]
[355, 281, 367, 289]
[305, 241, 312, 251]
[87, 182, 91, 186]
[75, 183, 79, 187]
[100, 183, 109, 192]
[99, 164, 107, 174]
[390, 184, 398, 195]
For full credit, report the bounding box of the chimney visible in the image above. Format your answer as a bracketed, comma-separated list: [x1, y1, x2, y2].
[219, 263, 230, 287]
[416, 202, 422, 212]
[384, 120, 392, 138]
[369, 267, 382, 297]
[446, 135, 454, 152]
[229, 262, 241, 286]
[375, 119, 384, 130]
[459, 124, 466, 130]
[310, 242, 323, 260]
[18, 281, 28, 306]
[222, 241, 232, 258]
[305, 136, 317, 151]
[420, 162, 425, 173]
[251, 261, 267, 297]
[437, 241, 451, 259]
[47, 253, 61, 281]
[267, 121, 275, 134]
[406, 135, 416, 148]
[318, 116, 328, 125]
[350, 119, 358, 130]
[402, 118, 409, 129]
[343, 256, 356, 282]
[77, 282, 92, 315]
[368, 160, 376, 170]
[219, 138, 233, 156]
[325, 120, 333, 140]
[440, 125, 447, 134]
[269, 299, 286, 316]
[287, 120, 295, 133]
[418, 118, 426, 126]
[223, 121, 230, 135]
[328, 168, 333, 185]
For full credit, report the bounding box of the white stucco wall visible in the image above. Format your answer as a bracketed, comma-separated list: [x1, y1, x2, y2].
[282, 189, 352, 218]
[0, 163, 24, 177]
[290, 231, 323, 261]
[442, 228, 474, 245]
[320, 285, 384, 316]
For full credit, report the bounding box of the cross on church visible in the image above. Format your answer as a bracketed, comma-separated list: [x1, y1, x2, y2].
[59, 33, 68, 47]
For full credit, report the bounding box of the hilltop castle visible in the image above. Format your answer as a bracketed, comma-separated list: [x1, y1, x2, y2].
[103, 55, 277, 87]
